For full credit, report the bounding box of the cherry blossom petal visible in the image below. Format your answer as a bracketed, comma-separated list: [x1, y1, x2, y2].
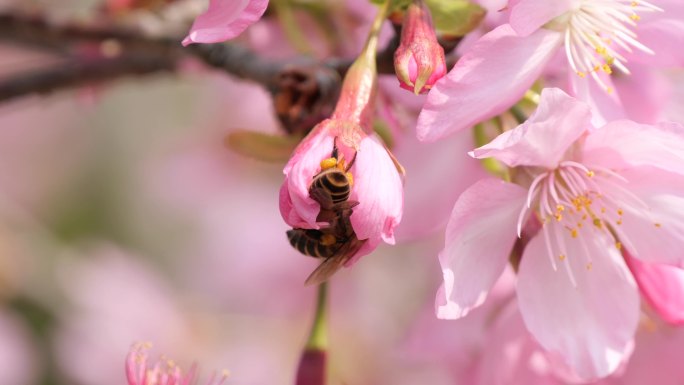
[582, 120, 684, 176]
[626, 255, 684, 325]
[612, 64, 671, 124]
[416, 25, 563, 142]
[182, 0, 269, 46]
[517, 228, 639, 380]
[475, 301, 575, 385]
[436, 179, 526, 319]
[283, 133, 335, 228]
[349, 135, 403, 244]
[630, 19, 684, 68]
[604, 167, 684, 266]
[570, 71, 625, 127]
[509, 0, 572, 37]
[470, 88, 591, 169]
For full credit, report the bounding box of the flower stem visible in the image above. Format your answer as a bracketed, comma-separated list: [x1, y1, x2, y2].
[305, 281, 328, 349]
[295, 282, 328, 385]
[330, 0, 392, 130]
[362, 0, 393, 59]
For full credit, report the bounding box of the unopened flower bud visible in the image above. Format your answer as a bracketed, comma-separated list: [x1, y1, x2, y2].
[394, 0, 446, 94]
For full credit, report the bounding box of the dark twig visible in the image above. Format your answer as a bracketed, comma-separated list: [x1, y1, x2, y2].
[0, 54, 176, 102]
[0, 9, 460, 130]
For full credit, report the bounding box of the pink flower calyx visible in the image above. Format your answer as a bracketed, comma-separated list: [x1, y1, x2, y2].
[394, 0, 447, 94]
[126, 342, 230, 385]
[555, 0, 662, 92]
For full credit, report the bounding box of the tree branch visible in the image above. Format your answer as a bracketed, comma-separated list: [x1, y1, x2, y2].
[0, 54, 176, 102]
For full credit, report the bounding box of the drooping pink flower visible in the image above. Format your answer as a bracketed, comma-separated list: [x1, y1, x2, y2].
[417, 0, 683, 141]
[280, 26, 404, 276]
[437, 87, 684, 380]
[279, 118, 404, 266]
[126, 342, 229, 385]
[394, 0, 447, 94]
[182, 0, 269, 46]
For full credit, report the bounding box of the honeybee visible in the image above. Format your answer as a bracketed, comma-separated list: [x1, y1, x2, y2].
[287, 138, 367, 285]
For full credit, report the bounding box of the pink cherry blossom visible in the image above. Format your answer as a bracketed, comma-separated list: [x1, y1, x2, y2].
[437, 87, 684, 380]
[126, 343, 229, 385]
[279, 119, 404, 265]
[417, 0, 683, 141]
[280, 27, 404, 273]
[182, 0, 269, 46]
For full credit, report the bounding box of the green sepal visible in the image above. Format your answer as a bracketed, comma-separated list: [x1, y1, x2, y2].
[373, 119, 395, 149]
[425, 0, 486, 37]
[225, 130, 301, 163]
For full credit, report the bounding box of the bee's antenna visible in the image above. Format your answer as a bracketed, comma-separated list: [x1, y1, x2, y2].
[331, 136, 339, 160]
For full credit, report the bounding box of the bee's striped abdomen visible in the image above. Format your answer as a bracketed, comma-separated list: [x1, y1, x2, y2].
[287, 229, 338, 259]
[311, 169, 351, 205]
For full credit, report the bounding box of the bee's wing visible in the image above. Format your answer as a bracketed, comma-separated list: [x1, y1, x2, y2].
[304, 238, 366, 286]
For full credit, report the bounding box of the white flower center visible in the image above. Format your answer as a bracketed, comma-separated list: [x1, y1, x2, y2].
[518, 161, 659, 286]
[563, 0, 662, 92]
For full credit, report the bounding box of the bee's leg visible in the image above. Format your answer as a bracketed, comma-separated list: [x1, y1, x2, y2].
[345, 151, 358, 171]
[316, 208, 337, 223]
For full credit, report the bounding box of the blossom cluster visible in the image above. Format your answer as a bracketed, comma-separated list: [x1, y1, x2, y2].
[2, 0, 682, 384]
[179, 0, 684, 382]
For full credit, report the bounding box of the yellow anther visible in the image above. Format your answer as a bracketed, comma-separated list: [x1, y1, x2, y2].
[586, 262, 593, 271]
[601, 207, 606, 213]
[586, 170, 595, 177]
[602, 64, 612, 74]
[320, 157, 338, 170]
[346, 172, 354, 186]
[616, 242, 622, 250]
[556, 205, 565, 212]
[555, 213, 563, 222]
[655, 223, 662, 228]
[582, 214, 588, 220]
[617, 209, 624, 216]
[596, 46, 607, 55]
[320, 234, 336, 246]
[571, 229, 578, 238]
[593, 218, 602, 228]
[559, 254, 566, 261]
[631, 1, 638, 6]
[616, 219, 623, 225]
[593, 65, 601, 72]
[606, 87, 614, 94]
[631, 14, 641, 21]
[577, 71, 587, 78]
[577, 222, 583, 228]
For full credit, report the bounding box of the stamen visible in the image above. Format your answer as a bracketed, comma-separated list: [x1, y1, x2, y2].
[562, 0, 662, 90]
